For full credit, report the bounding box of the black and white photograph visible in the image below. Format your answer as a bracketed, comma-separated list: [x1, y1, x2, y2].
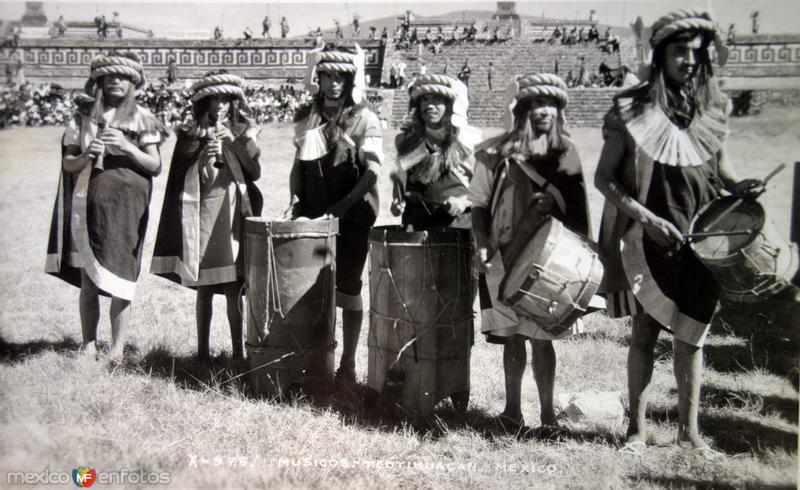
[0, 0, 797, 487]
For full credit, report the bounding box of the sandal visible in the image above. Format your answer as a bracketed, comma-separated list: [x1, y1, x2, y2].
[618, 440, 647, 457]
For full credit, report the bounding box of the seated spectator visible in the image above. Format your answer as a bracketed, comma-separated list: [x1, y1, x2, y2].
[619, 65, 640, 88]
[214, 26, 223, 40]
[588, 24, 599, 42]
[552, 25, 562, 43]
[243, 27, 253, 40]
[565, 70, 575, 88]
[450, 26, 460, 45]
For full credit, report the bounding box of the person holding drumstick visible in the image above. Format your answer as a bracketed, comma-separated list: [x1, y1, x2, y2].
[287, 43, 383, 388]
[471, 73, 591, 435]
[45, 52, 166, 363]
[594, 8, 761, 457]
[390, 74, 481, 230]
[151, 71, 262, 363]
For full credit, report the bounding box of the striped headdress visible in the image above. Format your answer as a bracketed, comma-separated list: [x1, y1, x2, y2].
[408, 74, 469, 128]
[190, 72, 245, 103]
[305, 44, 366, 104]
[89, 52, 146, 88]
[502, 73, 569, 131]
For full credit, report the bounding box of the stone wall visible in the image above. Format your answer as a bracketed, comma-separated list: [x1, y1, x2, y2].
[3, 38, 385, 88]
[722, 34, 800, 79]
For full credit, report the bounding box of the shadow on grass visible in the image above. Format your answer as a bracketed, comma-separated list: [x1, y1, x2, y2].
[647, 404, 798, 455]
[709, 287, 800, 384]
[125, 345, 622, 443]
[126, 345, 249, 394]
[696, 384, 799, 425]
[630, 474, 794, 490]
[0, 334, 80, 364]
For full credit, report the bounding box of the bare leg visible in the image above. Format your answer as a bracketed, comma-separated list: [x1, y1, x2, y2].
[224, 283, 244, 360]
[196, 286, 213, 360]
[109, 297, 130, 361]
[338, 308, 362, 378]
[79, 271, 100, 355]
[674, 338, 705, 447]
[501, 334, 526, 422]
[531, 339, 557, 426]
[626, 314, 661, 443]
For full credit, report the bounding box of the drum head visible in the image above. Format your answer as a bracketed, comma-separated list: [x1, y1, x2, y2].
[500, 219, 557, 300]
[690, 196, 764, 260]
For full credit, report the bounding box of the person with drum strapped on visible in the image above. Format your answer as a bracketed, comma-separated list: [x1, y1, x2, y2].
[594, 8, 762, 457]
[471, 73, 592, 434]
[287, 43, 383, 387]
[390, 74, 482, 230]
[45, 52, 166, 363]
[151, 71, 263, 363]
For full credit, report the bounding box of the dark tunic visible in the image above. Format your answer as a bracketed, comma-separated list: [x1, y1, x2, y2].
[151, 122, 262, 293]
[641, 161, 721, 323]
[294, 107, 382, 297]
[45, 108, 164, 300]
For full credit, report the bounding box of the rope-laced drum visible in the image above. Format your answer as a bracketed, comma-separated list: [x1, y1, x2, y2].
[367, 226, 475, 417]
[500, 217, 604, 335]
[244, 218, 338, 396]
[689, 196, 798, 302]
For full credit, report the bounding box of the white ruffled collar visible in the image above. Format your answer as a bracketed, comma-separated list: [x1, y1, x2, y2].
[617, 93, 729, 167]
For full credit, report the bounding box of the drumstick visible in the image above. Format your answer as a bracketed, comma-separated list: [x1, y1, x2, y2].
[684, 229, 751, 240]
[762, 162, 787, 186]
[701, 163, 787, 233]
[701, 198, 742, 233]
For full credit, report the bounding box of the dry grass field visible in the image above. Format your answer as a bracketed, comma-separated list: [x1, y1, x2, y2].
[0, 107, 797, 489]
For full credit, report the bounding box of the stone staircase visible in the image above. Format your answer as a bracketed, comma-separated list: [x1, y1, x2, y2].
[384, 36, 635, 127]
[391, 85, 620, 128]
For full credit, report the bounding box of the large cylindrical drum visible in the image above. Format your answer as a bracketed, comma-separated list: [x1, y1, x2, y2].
[690, 196, 797, 302]
[367, 226, 475, 417]
[244, 218, 338, 396]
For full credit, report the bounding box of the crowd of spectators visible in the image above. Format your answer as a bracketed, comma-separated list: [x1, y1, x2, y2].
[393, 20, 515, 54]
[540, 24, 620, 53]
[246, 84, 312, 123]
[0, 81, 388, 130]
[562, 60, 639, 89]
[0, 83, 75, 128]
